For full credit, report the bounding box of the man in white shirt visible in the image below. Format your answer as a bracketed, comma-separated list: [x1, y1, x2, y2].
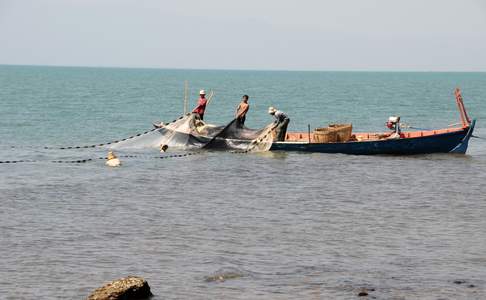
[268, 107, 290, 141]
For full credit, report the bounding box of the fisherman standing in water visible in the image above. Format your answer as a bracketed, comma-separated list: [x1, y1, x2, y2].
[192, 90, 208, 120]
[235, 95, 250, 126]
[268, 106, 290, 141]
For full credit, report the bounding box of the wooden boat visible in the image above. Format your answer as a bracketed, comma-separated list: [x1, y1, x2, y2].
[271, 89, 476, 155]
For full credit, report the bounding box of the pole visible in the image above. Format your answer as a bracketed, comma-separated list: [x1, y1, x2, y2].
[308, 124, 311, 143]
[206, 90, 215, 105]
[183, 80, 188, 115]
[455, 88, 471, 127]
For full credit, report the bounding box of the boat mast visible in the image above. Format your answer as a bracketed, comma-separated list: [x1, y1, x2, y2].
[454, 88, 471, 127]
[183, 80, 188, 115]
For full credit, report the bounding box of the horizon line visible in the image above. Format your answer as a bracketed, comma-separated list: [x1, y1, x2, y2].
[1, 63, 485, 73]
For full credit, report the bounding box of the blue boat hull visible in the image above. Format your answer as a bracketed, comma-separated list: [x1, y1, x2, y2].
[270, 120, 476, 155]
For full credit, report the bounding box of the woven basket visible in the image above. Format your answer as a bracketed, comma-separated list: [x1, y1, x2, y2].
[313, 127, 337, 143]
[329, 124, 353, 142]
[313, 124, 353, 143]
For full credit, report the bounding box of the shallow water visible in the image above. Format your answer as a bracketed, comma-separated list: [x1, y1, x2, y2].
[1, 66, 486, 299]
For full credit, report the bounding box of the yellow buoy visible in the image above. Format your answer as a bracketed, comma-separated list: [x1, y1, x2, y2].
[106, 151, 121, 167]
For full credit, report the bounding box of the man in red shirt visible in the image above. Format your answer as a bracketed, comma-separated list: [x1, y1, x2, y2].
[192, 90, 208, 120]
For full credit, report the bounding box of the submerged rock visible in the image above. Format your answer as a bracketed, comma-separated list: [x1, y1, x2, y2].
[87, 276, 152, 300]
[357, 287, 375, 297]
[204, 272, 243, 282]
[204, 267, 246, 283]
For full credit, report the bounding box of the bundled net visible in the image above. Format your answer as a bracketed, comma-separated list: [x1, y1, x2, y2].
[112, 114, 223, 150]
[113, 114, 276, 152]
[203, 119, 277, 152]
[245, 123, 278, 152]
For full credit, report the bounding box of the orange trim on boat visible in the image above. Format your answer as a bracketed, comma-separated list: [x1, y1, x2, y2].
[284, 126, 465, 143]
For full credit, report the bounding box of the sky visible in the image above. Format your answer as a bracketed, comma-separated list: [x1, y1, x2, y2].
[0, 0, 485, 71]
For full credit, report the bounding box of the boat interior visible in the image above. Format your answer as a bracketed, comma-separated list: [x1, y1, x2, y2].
[282, 88, 472, 144]
[283, 126, 466, 143]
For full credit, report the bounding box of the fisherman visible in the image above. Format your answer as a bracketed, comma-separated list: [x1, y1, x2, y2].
[192, 90, 208, 120]
[235, 95, 250, 126]
[268, 106, 290, 141]
[386, 116, 401, 139]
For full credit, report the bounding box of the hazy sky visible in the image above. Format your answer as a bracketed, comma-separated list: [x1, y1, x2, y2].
[1, 0, 485, 71]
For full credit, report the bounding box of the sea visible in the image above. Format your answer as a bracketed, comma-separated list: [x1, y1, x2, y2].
[1, 65, 485, 299]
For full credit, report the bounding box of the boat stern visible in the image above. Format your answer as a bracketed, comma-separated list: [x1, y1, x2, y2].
[449, 119, 476, 154]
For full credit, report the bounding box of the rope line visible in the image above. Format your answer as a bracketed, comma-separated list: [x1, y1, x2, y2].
[471, 135, 486, 140]
[7, 115, 189, 150]
[0, 159, 93, 164]
[0, 151, 199, 164]
[50, 128, 159, 150]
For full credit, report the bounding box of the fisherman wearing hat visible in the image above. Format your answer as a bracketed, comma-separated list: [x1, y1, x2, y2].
[192, 89, 208, 120]
[268, 106, 290, 141]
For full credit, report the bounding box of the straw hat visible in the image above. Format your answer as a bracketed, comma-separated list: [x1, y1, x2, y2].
[199, 90, 206, 95]
[268, 106, 277, 114]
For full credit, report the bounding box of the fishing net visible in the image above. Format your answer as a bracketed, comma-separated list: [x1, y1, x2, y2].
[112, 113, 276, 152]
[154, 114, 225, 149]
[245, 123, 277, 152]
[109, 129, 168, 150]
[112, 114, 223, 150]
[203, 119, 277, 152]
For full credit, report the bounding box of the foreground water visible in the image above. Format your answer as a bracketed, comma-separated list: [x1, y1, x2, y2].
[1, 65, 486, 299]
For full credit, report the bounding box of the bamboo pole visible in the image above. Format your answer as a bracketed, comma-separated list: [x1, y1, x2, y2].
[308, 124, 311, 143]
[206, 90, 215, 105]
[183, 81, 188, 115]
[454, 88, 470, 127]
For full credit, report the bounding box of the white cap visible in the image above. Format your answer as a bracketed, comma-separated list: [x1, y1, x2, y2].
[199, 90, 206, 95]
[268, 106, 276, 114]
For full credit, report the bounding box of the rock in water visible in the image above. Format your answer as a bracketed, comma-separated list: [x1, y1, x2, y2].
[204, 267, 246, 283]
[357, 288, 370, 297]
[87, 276, 152, 300]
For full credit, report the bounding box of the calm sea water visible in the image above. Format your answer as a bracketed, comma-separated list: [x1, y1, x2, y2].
[1, 65, 486, 299]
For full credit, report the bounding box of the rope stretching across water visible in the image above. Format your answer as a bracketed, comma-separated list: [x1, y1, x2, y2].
[0, 152, 200, 164]
[8, 115, 188, 150]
